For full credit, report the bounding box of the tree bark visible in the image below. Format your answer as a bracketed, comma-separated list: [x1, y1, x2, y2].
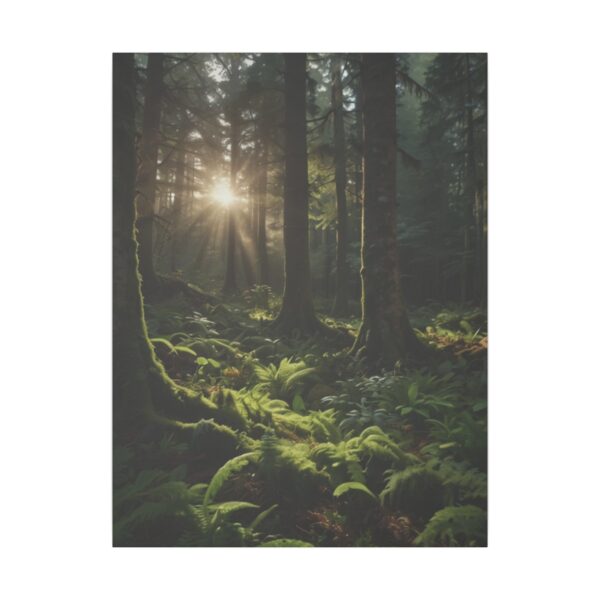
[256, 97, 270, 285]
[331, 56, 349, 316]
[352, 54, 422, 369]
[465, 53, 481, 306]
[223, 56, 241, 295]
[170, 122, 186, 272]
[136, 53, 164, 292]
[352, 74, 364, 244]
[324, 227, 332, 298]
[113, 54, 213, 443]
[270, 53, 323, 334]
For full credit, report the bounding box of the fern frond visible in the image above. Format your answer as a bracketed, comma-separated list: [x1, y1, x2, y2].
[414, 505, 487, 547]
[249, 504, 278, 531]
[333, 481, 377, 501]
[204, 452, 259, 506]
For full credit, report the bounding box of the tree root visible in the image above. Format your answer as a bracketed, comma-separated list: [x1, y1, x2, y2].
[145, 273, 219, 307]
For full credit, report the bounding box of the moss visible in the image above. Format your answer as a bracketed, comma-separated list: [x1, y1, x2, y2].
[250, 423, 269, 438]
[258, 435, 330, 507]
[211, 389, 249, 431]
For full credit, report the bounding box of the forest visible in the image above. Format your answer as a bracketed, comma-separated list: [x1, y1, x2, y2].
[113, 52, 487, 547]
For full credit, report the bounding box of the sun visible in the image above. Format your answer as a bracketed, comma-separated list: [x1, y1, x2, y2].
[211, 178, 237, 207]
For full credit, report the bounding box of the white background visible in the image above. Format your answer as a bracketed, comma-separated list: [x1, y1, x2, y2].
[1, 1, 599, 598]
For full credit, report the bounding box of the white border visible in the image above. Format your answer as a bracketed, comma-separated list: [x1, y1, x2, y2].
[2, 1, 599, 598]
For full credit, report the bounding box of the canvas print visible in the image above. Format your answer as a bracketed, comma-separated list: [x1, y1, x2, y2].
[113, 52, 487, 547]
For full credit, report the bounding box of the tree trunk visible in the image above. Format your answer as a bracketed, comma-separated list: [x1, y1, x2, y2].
[353, 75, 364, 244]
[170, 123, 186, 272]
[223, 56, 241, 295]
[324, 227, 332, 298]
[136, 53, 164, 292]
[257, 98, 270, 285]
[352, 54, 422, 369]
[113, 54, 208, 442]
[270, 54, 323, 334]
[465, 53, 481, 306]
[331, 57, 349, 316]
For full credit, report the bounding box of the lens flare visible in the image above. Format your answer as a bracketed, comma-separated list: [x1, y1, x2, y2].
[212, 179, 237, 207]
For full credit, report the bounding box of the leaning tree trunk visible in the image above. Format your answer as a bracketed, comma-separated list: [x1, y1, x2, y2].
[113, 54, 210, 442]
[331, 56, 349, 316]
[270, 53, 323, 334]
[135, 53, 164, 292]
[351, 54, 423, 369]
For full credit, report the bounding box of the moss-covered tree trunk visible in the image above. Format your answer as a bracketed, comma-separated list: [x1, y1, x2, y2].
[352, 54, 422, 369]
[271, 53, 323, 334]
[135, 53, 164, 292]
[113, 54, 209, 442]
[331, 56, 349, 316]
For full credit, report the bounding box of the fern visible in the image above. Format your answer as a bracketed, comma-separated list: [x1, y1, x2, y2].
[380, 466, 446, 519]
[333, 481, 377, 502]
[414, 505, 487, 547]
[113, 466, 194, 545]
[204, 451, 259, 506]
[309, 441, 366, 486]
[249, 504, 279, 531]
[254, 358, 320, 401]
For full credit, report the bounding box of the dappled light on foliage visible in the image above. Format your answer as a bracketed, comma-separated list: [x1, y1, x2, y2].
[113, 52, 487, 547]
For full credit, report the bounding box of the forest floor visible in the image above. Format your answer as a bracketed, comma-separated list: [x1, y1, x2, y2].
[114, 286, 487, 547]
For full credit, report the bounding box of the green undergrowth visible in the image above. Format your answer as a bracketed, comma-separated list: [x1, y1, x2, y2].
[115, 292, 487, 547]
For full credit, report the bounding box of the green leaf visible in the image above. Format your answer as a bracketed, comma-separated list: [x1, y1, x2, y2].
[439, 442, 457, 449]
[204, 452, 258, 507]
[408, 382, 419, 403]
[333, 481, 377, 501]
[292, 393, 306, 413]
[208, 501, 259, 516]
[207, 358, 221, 368]
[196, 356, 208, 366]
[250, 504, 278, 531]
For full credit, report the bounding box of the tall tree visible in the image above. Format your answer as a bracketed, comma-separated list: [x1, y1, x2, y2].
[222, 55, 241, 294]
[136, 53, 164, 292]
[271, 53, 323, 334]
[113, 53, 209, 442]
[330, 56, 349, 315]
[256, 94, 271, 285]
[420, 53, 487, 305]
[352, 54, 422, 368]
[170, 113, 188, 272]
